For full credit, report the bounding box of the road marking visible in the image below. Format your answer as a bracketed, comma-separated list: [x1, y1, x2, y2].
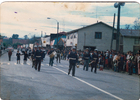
[41, 64, 44, 66]
[27, 63, 30, 65]
[7, 63, 10, 65]
[0, 63, 3, 65]
[14, 63, 17, 65]
[53, 66, 123, 100]
[21, 63, 23, 65]
[46, 64, 49, 66]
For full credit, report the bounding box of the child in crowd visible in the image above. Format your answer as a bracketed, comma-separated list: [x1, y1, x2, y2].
[16, 51, 21, 64]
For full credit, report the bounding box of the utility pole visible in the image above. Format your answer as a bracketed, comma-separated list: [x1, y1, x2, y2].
[114, 2, 125, 52]
[110, 13, 116, 51]
[116, 4, 120, 52]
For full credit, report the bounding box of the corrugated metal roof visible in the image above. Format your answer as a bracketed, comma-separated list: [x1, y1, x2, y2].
[66, 21, 116, 35]
[120, 29, 140, 37]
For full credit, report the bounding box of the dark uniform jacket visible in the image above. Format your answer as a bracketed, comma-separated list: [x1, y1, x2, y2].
[23, 53, 28, 61]
[68, 52, 78, 64]
[34, 50, 42, 60]
[92, 53, 98, 64]
[57, 50, 61, 57]
[83, 52, 90, 60]
[42, 51, 45, 58]
[31, 50, 35, 59]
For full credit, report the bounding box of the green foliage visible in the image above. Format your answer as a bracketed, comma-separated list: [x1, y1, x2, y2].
[12, 34, 19, 39]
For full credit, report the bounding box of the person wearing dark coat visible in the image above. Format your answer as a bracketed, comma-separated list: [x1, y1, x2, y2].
[34, 46, 43, 72]
[68, 47, 78, 76]
[8, 49, 12, 61]
[91, 50, 98, 73]
[23, 51, 28, 64]
[83, 48, 90, 71]
[16, 51, 21, 64]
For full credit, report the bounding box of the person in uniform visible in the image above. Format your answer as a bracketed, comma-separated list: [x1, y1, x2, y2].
[68, 47, 78, 76]
[83, 48, 90, 71]
[41, 47, 46, 61]
[34, 45, 43, 72]
[91, 49, 98, 73]
[31, 45, 37, 68]
[56, 49, 61, 63]
[23, 51, 28, 64]
[48, 47, 54, 66]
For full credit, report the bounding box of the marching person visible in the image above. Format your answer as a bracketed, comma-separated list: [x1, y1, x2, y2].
[56, 49, 61, 63]
[68, 47, 78, 76]
[91, 49, 98, 73]
[41, 47, 46, 61]
[8, 49, 12, 61]
[48, 47, 54, 66]
[34, 45, 43, 72]
[16, 50, 21, 64]
[23, 51, 28, 64]
[83, 48, 90, 71]
[31, 45, 37, 68]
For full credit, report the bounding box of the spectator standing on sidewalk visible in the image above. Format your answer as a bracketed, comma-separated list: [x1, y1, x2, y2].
[8, 49, 12, 61]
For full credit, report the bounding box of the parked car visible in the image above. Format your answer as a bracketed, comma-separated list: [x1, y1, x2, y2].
[6, 47, 14, 52]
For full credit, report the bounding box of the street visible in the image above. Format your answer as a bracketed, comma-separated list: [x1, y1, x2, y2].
[0, 50, 139, 100]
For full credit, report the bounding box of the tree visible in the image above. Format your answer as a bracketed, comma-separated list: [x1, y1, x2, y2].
[132, 18, 140, 30]
[125, 24, 130, 29]
[24, 35, 28, 39]
[12, 34, 19, 39]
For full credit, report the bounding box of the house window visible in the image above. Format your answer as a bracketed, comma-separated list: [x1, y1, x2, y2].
[113, 33, 117, 39]
[67, 36, 69, 39]
[134, 38, 140, 44]
[71, 35, 73, 39]
[74, 35, 76, 38]
[95, 32, 102, 39]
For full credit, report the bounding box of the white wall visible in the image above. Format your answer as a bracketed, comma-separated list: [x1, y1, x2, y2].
[77, 23, 117, 51]
[41, 37, 50, 47]
[66, 32, 78, 46]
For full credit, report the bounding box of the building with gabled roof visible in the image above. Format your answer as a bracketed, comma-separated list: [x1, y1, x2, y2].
[120, 29, 140, 54]
[66, 21, 117, 51]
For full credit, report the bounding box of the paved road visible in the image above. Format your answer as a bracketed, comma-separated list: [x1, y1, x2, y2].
[0, 50, 139, 100]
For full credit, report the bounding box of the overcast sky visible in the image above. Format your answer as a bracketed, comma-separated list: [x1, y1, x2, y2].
[0, 2, 139, 38]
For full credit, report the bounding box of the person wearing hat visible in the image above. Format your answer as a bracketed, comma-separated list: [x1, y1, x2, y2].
[83, 48, 90, 71]
[91, 49, 98, 73]
[34, 45, 43, 72]
[48, 47, 54, 66]
[68, 47, 78, 76]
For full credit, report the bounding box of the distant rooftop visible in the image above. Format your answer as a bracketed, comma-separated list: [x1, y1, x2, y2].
[120, 29, 140, 37]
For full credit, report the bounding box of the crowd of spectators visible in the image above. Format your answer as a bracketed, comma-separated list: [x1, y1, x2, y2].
[59, 48, 140, 75]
